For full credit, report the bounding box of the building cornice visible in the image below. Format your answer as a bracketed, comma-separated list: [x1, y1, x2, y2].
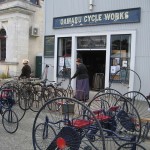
[0, 0, 38, 15]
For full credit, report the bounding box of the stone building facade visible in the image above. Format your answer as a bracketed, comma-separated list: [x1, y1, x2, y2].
[0, 0, 44, 77]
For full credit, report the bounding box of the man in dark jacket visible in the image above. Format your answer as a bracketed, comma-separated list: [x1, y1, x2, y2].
[19, 59, 31, 79]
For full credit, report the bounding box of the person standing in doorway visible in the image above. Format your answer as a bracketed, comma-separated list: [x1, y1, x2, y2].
[19, 59, 31, 79]
[71, 58, 89, 102]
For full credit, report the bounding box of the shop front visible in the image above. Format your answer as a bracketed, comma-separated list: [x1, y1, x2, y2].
[52, 30, 136, 94]
[44, 1, 150, 94]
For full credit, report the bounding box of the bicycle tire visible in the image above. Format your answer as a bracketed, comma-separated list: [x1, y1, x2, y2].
[19, 83, 34, 110]
[109, 67, 141, 94]
[30, 83, 46, 112]
[92, 87, 122, 99]
[2, 109, 19, 134]
[34, 123, 56, 150]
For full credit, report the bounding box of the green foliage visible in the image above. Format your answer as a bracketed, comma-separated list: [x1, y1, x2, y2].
[0, 72, 11, 79]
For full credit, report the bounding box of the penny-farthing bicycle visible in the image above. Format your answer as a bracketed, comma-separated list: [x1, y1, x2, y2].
[88, 92, 142, 150]
[32, 97, 105, 150]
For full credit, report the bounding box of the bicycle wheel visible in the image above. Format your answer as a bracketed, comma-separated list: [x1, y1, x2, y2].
[93, 87, 122, 99]
[2, 109, 19, 134]
[88, 93, 141, 150]
[117, 143, 146, 150]
[123, 91, 150, 142]
[30, 83, 46, 112]
[109, 68, 141, 94]
[32, 97, 105, 150]
[34, 123, 56, 149]
[19, 83, 33, 110]
[2, 80, 19, 89]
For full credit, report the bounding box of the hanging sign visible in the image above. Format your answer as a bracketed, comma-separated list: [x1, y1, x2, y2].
[53, 8, 141, 29]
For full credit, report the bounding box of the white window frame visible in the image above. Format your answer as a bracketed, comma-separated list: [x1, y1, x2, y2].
[54, 30, 136, 91]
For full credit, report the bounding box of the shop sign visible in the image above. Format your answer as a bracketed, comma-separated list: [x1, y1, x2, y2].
[53, 8, 140, 29]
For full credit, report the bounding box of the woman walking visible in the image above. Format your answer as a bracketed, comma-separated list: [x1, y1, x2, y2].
[71, 58, 89, 102]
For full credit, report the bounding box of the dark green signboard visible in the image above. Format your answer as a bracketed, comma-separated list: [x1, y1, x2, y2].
[44, 36, 55, 57]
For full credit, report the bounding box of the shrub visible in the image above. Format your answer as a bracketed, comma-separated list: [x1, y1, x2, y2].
[0, 73, 11, 79]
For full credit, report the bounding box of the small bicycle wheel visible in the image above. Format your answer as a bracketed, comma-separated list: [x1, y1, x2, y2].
[34, 123, 56, 149]
[32, 97, 105, 150]
[117, 142, 146, 150]
[109, 67, 141, 94]
[2, 109, 19, 134]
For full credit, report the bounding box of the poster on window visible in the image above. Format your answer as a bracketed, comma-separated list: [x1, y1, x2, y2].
[65, 57, 71, 68]
[59, 57, 64, 67]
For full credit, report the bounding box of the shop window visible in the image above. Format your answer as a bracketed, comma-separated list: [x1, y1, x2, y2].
[57, 37, 72, 78]
[0, 29, 6, 61]
[44, 35, 55, 57]
[110, 34, 131, 82]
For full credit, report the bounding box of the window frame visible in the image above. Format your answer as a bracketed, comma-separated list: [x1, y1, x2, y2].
[109, 34, 131, 82]
[57, 37, 72, 78]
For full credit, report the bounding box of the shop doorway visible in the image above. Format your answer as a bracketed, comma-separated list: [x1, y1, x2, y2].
[77, 51, 106, 91]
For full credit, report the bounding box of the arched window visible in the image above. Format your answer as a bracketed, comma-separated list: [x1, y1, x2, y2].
[0, 29, 6, 61]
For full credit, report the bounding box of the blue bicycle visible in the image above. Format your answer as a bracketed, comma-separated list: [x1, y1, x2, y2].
[0, 87, 19, 133]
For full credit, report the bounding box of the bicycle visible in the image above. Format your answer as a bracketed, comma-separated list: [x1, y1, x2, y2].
[1, 79, 27, 122]
[30, 78, 64, 112]
[0, 87, 19, 133]
[32, 97, 105, 150]
[88, 92, 142, 149]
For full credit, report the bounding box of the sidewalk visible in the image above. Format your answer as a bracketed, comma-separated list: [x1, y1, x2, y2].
[0, 108, 150, 150]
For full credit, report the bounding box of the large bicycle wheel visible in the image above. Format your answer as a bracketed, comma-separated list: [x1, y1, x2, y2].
[88, 93, 141, 150]
[117, 143, 146, 150]
[109, 68, 141, 94]
[2, 109, 19, 134]
[123, 91, 150, 142]
[93, 87, 122, 99]
[32, 97, 105, 150]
